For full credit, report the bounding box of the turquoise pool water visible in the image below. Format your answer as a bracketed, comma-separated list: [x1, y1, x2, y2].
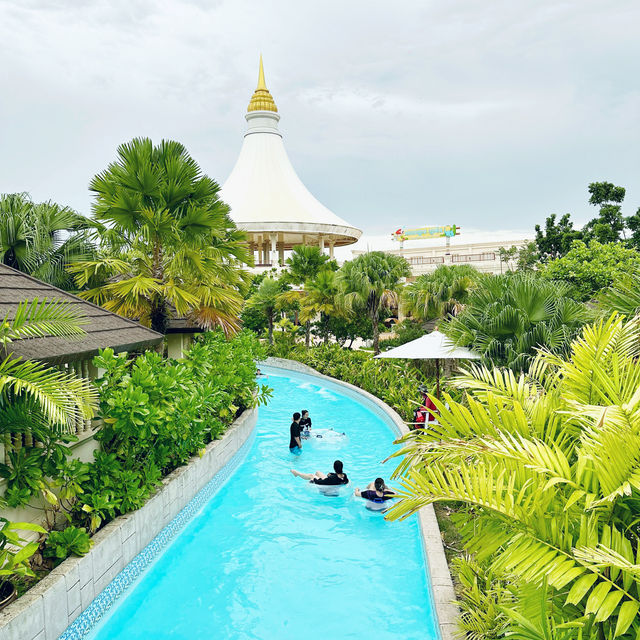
[85, 366, 439, 640]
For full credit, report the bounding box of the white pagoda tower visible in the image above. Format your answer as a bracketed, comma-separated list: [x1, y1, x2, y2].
[221, 57, 362, 267]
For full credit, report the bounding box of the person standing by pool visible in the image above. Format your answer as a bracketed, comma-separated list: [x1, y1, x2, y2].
[299, 409, 312, 437]
[289, 412, 303, 454]
[354, 478, 395, 502]
[290, 460, 348, 485]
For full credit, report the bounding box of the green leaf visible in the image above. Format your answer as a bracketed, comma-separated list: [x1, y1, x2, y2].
[614, 600, 640, 636]
[584, 581, 612, 616]
[595, 589, 624, 622]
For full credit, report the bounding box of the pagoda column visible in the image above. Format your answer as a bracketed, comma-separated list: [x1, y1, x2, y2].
[278, 240, 285, 266]
[318, 236, 325, 254]
[328, 239, 335, 259]
[270, 233, 277, 265]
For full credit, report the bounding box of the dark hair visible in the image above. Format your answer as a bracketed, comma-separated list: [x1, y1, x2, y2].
[333, 460, 343, 474]
[301, 410, 309, 416]
[293, 412, 301, 421]
[374, 478, 385, 491]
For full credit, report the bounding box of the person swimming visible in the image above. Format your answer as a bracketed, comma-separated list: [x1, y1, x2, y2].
[290, 460, 348, 486]
[354, 478, 395, 503]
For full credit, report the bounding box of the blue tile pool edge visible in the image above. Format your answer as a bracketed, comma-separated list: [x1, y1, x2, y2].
[58, 424, 257, 640]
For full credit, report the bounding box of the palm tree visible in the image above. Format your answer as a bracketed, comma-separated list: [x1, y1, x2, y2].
[387, 314, 640, 637]
[300, 269, 347, 344]
[285, 245, 334, 284]
[278, 268, 346, 347]
[444, 272, 588, 371]
[0, 299, 97, 429]
[0, 193, 94, 290]
[402, 264, 479, 323]
[599, 271, 640, 318]
[68, 138, 251, 334]
[340, 252, 410, 354]
[245, 277, 282, 345]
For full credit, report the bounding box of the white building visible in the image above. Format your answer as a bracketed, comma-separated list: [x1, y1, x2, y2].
[352, 237, 531, 277]
[221, 57, 361, 268]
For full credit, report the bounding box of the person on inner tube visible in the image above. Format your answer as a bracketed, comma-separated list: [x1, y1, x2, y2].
[299, 409, 312, 438]
[354, 478, 395, 503]
[290, 460, 348, 485]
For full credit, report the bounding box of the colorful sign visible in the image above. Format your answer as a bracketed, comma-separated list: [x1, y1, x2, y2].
[391, 225, 459, 242]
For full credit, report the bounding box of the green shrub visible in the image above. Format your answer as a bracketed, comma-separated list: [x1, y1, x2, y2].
[44, 526, 93, 563]
[378, 319, 425, 351]
[73, 330, 270, 531]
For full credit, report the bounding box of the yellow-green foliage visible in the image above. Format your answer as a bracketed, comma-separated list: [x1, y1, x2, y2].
[388, 314, 640, 638]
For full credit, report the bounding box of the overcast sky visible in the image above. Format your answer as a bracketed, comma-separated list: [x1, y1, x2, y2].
[1, 0, 638, 251]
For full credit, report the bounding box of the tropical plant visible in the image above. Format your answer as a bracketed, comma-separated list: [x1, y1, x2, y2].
[245, 277, 283, 345]
[0, 299, 97, 508]
[540, 240, 640, 302]
[43, 525, 93, 563]
[0, 298, 97, 428]
[284, 245, 336, 284]
[452, 556, 513, 639]
[402, 264, 479, 323]
[301, 269, 347, 344]
[340, 252, 410, 354]
[0, 517, 46, 579]
[387, 314, 640, 637]
[444, 272, 589, 371]
[68, 137, 251, 334]
[378, 318, 426, 351]
[535, 212, 583, 261]
[0, 192, 94, 290]
[75, 330, 270, 528]
[599, 271, 640, 318]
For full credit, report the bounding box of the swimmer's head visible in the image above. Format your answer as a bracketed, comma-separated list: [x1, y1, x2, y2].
[301, 410, 309, 418]
[293, 412, 301, 421]
[334, 460, 344, 474]
[374, 478, 385, 492]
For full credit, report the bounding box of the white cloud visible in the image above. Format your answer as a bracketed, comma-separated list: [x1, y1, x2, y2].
[0, 0, 638, 236]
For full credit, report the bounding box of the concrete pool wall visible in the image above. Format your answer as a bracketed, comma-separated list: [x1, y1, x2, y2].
[264, 357, 459, 640]
[0, 408, 258, 640]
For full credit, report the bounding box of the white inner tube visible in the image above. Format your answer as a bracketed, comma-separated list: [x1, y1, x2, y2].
[365, 499, 389, 511]
[315, 483, 349, 497]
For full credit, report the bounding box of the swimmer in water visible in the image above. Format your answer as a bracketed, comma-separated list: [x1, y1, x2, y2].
[291, 460, 348, 486]
[354, 478, 395, 502]
[299, 409, 312, 437]
[289, 412, 303, 454]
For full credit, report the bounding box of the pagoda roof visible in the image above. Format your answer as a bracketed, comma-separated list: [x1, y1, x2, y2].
[221, 59, 361, 247]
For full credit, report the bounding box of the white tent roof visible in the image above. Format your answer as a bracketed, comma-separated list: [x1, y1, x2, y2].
[374, 330, 481, 360]
[220, 59, 361, 247]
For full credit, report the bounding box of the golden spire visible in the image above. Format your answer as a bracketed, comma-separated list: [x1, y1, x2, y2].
[247, 55, 278, 113]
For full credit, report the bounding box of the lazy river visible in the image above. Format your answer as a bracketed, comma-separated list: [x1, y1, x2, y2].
[79, 365, 440, 640]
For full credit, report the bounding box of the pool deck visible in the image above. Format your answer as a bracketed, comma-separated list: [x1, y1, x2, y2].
[264, 357, 460, 640]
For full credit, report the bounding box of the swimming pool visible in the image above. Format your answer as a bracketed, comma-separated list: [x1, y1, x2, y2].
[79, 365, 440, 640]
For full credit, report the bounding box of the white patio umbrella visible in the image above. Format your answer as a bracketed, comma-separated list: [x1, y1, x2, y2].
[374, 330, 480, 398]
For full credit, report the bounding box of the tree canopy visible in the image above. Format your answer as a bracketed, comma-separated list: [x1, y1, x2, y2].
[540, 240, 640, 301]
[340, 252, 410, 354]
[444, 272, 589, 371]
[0, 192, 94, 290]
[69, 138, 251, 334]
